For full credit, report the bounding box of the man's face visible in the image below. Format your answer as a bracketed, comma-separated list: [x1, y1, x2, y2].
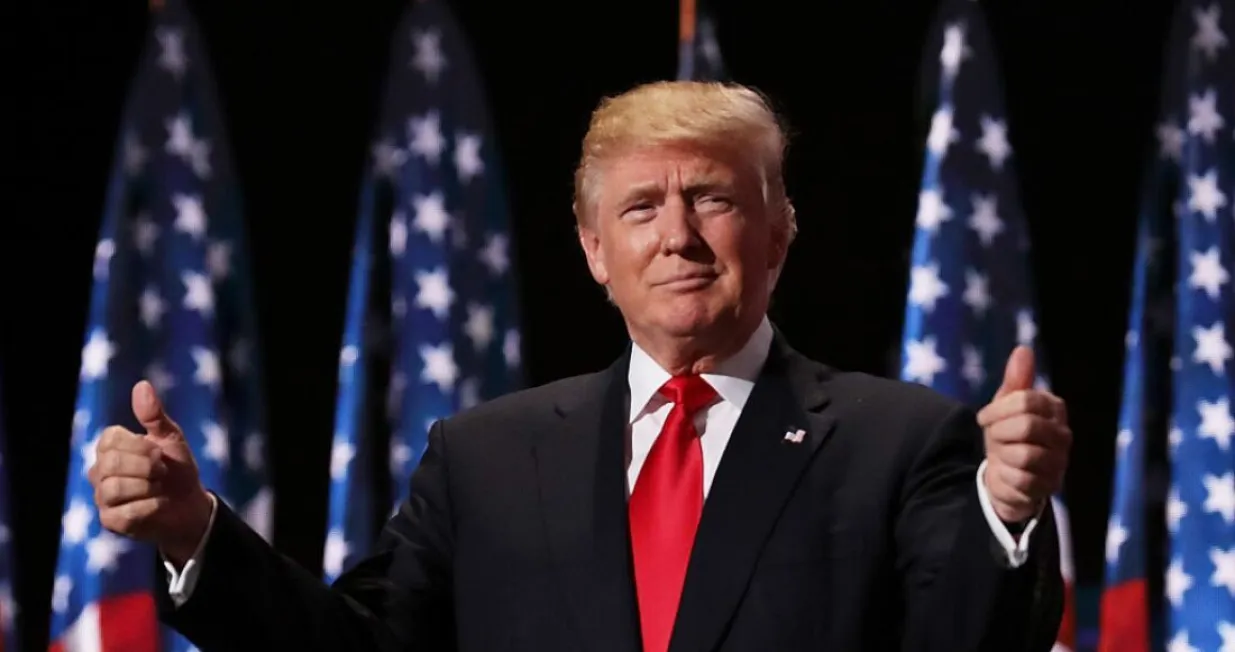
[578, 143, 786, 348]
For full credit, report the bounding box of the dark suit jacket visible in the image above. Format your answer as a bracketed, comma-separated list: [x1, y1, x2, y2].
[159, 335, 1063, 651]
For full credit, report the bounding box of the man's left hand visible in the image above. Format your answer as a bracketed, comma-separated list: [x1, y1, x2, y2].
[976, 346, 1072, 524]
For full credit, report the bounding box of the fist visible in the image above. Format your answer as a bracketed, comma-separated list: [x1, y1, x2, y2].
[87, 380, 213, 564]
[976, 346, 1072, 524]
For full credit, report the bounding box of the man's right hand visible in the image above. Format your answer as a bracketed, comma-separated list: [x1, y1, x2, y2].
[87, 380, 214, 567]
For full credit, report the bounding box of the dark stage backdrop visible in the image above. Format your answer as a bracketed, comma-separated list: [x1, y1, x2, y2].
[3, 0, 1174, 646]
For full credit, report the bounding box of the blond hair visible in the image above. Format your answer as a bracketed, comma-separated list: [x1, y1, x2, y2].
[571, 80, 797, 244]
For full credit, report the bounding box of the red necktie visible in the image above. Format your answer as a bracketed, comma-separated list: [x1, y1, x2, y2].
[629, 375, 717, 652]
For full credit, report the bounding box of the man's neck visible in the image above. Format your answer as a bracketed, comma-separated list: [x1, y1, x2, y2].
[630, 315, 768, 376]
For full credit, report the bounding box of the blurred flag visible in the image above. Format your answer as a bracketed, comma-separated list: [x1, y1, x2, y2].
[48, 0, 271, 650]
[1098, 154, 1175, 652]
[1101, 2, 1235, 649]
[677, 0, 726, 81]
[324, 0, 523, 583]
[897, 2, 1075, 650]
[1164, 0, 1235, 641]
[0, 371, 16, 652]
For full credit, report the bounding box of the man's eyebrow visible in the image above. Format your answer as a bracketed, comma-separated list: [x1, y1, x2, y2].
[616, 182, 662, 204]
[682, 179, 731, 193]
[615, 177, 732, 204]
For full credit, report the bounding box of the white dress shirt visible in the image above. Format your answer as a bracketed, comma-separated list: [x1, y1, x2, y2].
[167, 316, 1037, 607]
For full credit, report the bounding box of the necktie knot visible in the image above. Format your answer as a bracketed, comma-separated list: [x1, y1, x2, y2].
[659, 375, 717, 415]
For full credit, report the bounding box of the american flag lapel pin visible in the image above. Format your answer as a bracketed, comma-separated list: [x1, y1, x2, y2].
[783, 428, 806, 444]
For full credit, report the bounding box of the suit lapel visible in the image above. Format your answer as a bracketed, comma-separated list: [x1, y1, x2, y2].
[670, 337, 838, 652]
[532, 350, 641, 652]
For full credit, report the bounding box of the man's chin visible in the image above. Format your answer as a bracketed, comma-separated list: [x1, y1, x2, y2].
[652, 308, 736, 340]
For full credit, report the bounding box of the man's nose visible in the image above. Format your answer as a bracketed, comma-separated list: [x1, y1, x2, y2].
[657, 197, 700, 254]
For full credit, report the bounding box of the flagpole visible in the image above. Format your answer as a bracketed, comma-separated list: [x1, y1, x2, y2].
[679, 0, 696, 46]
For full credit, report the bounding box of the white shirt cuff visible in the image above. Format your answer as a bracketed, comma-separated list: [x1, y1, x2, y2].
[975, 460, 1040, 568]
[163, 493, 218, 607]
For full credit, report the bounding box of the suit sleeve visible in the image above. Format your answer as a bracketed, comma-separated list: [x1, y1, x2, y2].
[157, 421, 457, 652]
[895, 403, 1063, 652]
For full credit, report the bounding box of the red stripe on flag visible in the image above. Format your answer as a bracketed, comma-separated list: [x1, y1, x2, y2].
[1056, 579, 1076, 649]
[1051, 497, 1076, 650]
[99, 593, 160, 652]
[1098, 579, 1149, 652]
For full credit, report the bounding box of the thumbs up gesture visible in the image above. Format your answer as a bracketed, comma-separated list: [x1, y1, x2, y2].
[975, 346, 1072, 524]
[87, 380, 214, 565]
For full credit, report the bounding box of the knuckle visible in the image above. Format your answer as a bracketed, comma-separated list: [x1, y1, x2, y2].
[1012, 390, 1033, 413]
[1008, 414, 1035, 439]
[111, 479, 129, 505]
[100, 425, 126, 448]
[113, 513, 134, 533]
[1024, 416, 1049, 440]
[131, 455, 152, 477]
[118, 501, 149, 530]
[96, 427, 115, 449]
[100, 509, 126, 534]
[1016, 390, 1054, 418]
[106, 451, 128, 476]
[1022, 391, 1046, 416]
[1035, 420, 1063, 447]
[99, 451, 118, 476]
[1007, 445, 1031, 468]
[1060, 426, 1074, 448]
[1017, 446, 1041, 470]
[120, 501, 141, 522]
[98, 477, 117, 504]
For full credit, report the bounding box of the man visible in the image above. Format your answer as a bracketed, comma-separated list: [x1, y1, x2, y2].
[89, 80, 1070, 651]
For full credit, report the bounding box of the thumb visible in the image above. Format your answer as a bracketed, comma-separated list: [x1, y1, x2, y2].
[132, 380, 179, 440]
[995, 345, 1036, 399]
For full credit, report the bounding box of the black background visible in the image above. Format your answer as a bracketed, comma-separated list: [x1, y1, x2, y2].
[3, 0, 1174, 647]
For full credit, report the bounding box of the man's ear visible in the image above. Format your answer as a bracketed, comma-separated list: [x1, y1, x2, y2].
[576, 222, 610, 286]
[767, 202, 796, 271]
[767, 228, 790, 273]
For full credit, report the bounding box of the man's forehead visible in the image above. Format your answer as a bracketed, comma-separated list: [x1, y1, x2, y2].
[603, 148, 738, 186]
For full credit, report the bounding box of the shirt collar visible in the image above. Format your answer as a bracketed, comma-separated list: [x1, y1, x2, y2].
[627, 316, 774, 423]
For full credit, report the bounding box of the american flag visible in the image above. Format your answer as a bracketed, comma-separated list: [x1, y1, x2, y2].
[1095, 6, 1201, 648]
[897, 1, 1075, 650]
[0, 370, 16, 652]
[323, 0, 523, 583]
[1104, 1, 1235, 649]
[48, 0, 272, 649]
[1098, 134, 1175, 651]
[676, 0, 726, 81]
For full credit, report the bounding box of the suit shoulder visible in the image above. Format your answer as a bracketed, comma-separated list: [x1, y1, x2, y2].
[818, 370, 982, 466]
[824, 369, 971, 425]
[438, 370, 605, 432]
